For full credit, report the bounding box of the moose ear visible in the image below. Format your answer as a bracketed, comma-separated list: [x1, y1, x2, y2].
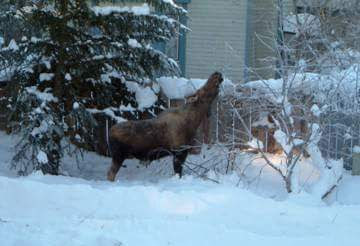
[186, 95, 198, 103]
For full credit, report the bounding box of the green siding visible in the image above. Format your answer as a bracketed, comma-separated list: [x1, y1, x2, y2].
[178, 3, 188, 76]
[185, 0, 248, 82]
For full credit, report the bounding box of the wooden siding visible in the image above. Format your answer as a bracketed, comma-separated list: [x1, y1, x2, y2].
[283, 0, 295, 16]
[185, 0, 248, 83]
[247, 0, 278, 81]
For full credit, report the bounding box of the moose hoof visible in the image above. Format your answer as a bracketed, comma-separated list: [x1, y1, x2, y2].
[107, 172, 116, 182]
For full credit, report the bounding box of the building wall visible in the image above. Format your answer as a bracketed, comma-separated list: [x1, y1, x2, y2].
[283, 0, 295, 16]
[185, 0, 248, 83]
[245, 0, 295, 81]
[91, 0, 296, 83]
[246, 0, 278, 81]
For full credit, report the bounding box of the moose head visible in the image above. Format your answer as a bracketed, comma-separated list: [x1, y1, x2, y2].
[186, 72, 223, 105]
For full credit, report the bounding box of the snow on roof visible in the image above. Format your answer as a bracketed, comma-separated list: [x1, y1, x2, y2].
[243, 63, 360, 110]
[297, 0, 357, 9]
[353, 146, 360, 153]
[158, 76, 235, 99]
[158, 77, 206, 99]
[283, 14, 321, 34]
[92, 3, 150, 16]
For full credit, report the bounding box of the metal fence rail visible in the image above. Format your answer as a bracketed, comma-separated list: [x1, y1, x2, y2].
[209, 92, 360, 170]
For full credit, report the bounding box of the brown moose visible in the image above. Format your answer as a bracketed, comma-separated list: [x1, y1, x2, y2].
[107, 72, 223, 181]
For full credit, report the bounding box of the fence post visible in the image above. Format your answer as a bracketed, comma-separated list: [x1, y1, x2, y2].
[106, 119, 110, 156]
[216, 99, 219, 143]
[265, 129, 268, 152]
[328, 123, 331, 159]
[352, 148, 360, 176]
[335, 126, 338, 159]
[249, 87, 252, 141]
[232, 87, 235, 147]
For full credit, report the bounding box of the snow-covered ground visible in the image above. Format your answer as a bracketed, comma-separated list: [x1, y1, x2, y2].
[1, 131, 360, 246]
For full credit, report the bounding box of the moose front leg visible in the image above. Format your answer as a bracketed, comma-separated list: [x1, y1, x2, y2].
[173, 150, 188, 178]
[107, 157, 124, 182]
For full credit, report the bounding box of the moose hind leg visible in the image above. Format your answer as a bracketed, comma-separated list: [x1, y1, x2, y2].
[173, 151, 188, 178]
[107, 157, 124, 182]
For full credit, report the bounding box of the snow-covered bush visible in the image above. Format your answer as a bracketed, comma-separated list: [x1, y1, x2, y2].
[281, 0, 360, 74]
[237, 0, 360, 196]
[0, 0, 186, 175]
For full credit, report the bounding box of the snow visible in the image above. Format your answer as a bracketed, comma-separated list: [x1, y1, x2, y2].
[0, 67, 13, 82]
[99, 70, 123, 84]
[135, 86, 158, 110]
[127, 38, 142, 48]
[73, 102, 79, 110]
[311, 104, 321, 117]
[1, 131, 360, 245]
[30, 37, 42, 43]
[87, 107, 126, 123]
[39, 73, 54, 82]
[36, 150, 48, 164]
[7, 39, 19, 51]
[246, 138, 264, 149]
[31, 120, 50, 137]
[158, 76, 234, 99]
[162, 0, 176, 6]
[274, 129, 292, 155]
[158, 77, 199, 99]
[25, 86, 58, 103]
[100, 73, 112, 83]
[42, 59, 52, 70]
[243, 64, 360, 113]
[19, 5, 36, 14]
[283, 14, 321, 35]
[126, 81, 158, 110]
[353, 146, 360, 153]
[92, 4, 150, 16]
[297, 0, 357, 9]
[65, 73, 72, 81]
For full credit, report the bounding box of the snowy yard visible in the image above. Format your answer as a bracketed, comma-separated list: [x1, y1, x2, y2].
[1, 132, 360, 246]
[2, 0, 360, 245]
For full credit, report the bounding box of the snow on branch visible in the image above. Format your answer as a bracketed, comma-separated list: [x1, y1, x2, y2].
[86, 107, 126, 123]
[25, 86, 58, 103]
[92, 4, 151, 16]
[283, 14, 321, 35]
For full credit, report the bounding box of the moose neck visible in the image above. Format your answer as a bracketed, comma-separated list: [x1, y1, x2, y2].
[184, 98, 215, 129]
[181, 71, 222, 131]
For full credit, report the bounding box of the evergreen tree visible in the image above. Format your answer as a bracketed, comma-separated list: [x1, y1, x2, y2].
[0, 0, 185, 175]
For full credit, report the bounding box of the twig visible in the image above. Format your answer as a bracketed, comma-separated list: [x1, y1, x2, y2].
[183, 163, 220, 184]
[321, 176, 343, 200]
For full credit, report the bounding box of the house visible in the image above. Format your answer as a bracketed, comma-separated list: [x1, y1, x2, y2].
[90, 0, 296, 82]
[183, 0, 359, 82]
[183, 0, 295, 82]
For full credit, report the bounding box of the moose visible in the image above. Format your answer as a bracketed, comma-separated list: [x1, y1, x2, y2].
[107, 72, 223, 181]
